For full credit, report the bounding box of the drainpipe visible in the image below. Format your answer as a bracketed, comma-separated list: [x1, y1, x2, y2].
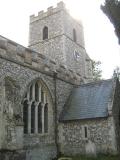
[53, 72, 59, 158]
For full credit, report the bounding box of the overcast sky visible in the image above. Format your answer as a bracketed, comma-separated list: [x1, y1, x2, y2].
[0, 0, 119, 79]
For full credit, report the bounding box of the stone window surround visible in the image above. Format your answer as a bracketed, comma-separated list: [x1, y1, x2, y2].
[43, 26, 49, 40]
[23, 80, 49, 135]
[82, 125, 89, 140]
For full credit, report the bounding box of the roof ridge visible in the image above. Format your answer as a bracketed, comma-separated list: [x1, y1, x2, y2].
[76, 78, 114, 87]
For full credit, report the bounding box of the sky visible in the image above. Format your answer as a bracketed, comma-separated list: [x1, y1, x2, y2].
[0, 0, 120, 79]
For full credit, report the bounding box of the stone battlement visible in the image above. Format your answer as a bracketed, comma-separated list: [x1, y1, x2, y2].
[0, 35, 83, 85]
[30, 1, 66, 23]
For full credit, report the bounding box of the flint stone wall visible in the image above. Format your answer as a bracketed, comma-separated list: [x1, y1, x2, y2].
[0, 56, 73, 160]
[59, 117, 118, 155]
[29, 2, 93, 80]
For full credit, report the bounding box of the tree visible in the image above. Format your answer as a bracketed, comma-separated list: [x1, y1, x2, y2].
[91, 60, 102, 81]
[113, 66, 120, 79]
[101, 0, 120, 44]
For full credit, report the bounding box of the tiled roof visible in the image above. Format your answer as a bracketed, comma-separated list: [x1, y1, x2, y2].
[60, 79, 115, 121]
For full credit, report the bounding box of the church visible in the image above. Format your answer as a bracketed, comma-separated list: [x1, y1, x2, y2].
[0, 2, 120, 160]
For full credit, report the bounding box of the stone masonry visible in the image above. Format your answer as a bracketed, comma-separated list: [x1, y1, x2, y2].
[59, 117, 117, 156]
[0, 1, 120, 160]
[29, 2, 92, 78]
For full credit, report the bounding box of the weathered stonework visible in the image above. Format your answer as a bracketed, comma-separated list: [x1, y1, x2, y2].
[0, 51, 74, 159]
[59, 117, 117, 156]
[29, 2, 92, 79]
[0, 36, 81, 160]
[0, 1, 119, 160]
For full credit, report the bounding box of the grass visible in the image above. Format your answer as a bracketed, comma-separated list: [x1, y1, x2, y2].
[71, 154, 120, 160]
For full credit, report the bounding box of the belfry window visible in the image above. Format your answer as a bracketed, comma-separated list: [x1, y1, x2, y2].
[43, 26, 48, 40]
[23, 80, 49, 134]
[73, 28, 77, 42]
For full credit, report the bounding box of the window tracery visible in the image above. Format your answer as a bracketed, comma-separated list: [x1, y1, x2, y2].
[23, 81, 49, 134]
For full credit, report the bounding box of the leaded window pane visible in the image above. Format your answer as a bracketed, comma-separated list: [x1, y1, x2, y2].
[23, 100, 28, 134]
[23, 80, 50, 135]
[31, 102, 35, 133]
[38, 103, 42, 133]
[41, 89, 44, 103]
[35, 82, 39, 101]
[44, 103, 48, 133]
[30, 85, 33, 101]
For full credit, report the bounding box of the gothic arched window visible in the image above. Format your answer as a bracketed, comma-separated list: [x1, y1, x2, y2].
[23, 100, 28, 134]
[43, 26, 48, 40]
[73, 28, 77, 42]
[44, 103, 48, 133]
[23, 80, 50, 134]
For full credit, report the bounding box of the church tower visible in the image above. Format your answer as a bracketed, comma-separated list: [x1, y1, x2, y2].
[29, 1, 92, 79]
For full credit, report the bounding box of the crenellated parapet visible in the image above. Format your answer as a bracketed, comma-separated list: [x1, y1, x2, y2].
[30, 1, 66, 23]
[0, 35, 85, 85]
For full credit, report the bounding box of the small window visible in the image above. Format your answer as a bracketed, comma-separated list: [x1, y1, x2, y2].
[82, 125, 88, 139]
[43, 26, 48, 40]
[84, 126, 88, 138]
[73, 28, 77, 42]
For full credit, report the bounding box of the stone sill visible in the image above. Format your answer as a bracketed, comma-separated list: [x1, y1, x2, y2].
[24, 133, 49, 138]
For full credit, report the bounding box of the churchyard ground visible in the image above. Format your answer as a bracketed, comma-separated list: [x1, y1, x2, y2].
[59, 154, 120, 160]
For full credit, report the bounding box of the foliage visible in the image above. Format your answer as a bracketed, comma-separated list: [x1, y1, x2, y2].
[113, 66, 120, 79]
[101, 0, 120, 43]
[91, 60, 102, 81]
